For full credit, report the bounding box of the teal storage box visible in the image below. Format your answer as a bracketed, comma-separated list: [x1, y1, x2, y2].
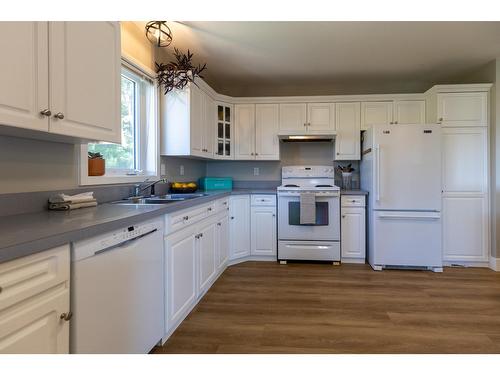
[199, 177, 233, 190]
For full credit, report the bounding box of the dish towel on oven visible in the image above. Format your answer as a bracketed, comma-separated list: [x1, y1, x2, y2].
[299, 192, 316, 224]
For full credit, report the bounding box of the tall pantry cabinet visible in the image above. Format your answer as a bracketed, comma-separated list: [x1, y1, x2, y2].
[427, 85, 491, 264]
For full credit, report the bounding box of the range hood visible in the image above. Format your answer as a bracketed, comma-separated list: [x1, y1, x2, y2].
[279, 134, 335, 142]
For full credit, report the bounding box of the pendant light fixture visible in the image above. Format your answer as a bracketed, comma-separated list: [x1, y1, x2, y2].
[145, 21, 173, 48]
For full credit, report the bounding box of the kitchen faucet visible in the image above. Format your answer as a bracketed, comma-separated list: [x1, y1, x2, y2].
[134, 178, 168, 197]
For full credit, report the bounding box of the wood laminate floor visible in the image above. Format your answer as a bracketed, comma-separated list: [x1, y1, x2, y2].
[152, 262, 500, 354]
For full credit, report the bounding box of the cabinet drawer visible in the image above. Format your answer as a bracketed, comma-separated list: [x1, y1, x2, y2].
[251, 194, 276, 206]
[215, 197, 230, 213]
[341, 195, 365, 207]
[166, 202, 216, 233]
[0, 245, 70, 311]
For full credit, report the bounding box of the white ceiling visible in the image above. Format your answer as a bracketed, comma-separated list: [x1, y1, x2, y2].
[149, 21, 500, 97]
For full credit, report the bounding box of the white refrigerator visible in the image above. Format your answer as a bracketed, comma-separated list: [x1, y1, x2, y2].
[360, 123, 443, 271]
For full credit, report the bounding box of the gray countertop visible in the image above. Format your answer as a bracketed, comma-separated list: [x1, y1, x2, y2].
[0, 189, 276, 263]
[341, 190, 368, 195]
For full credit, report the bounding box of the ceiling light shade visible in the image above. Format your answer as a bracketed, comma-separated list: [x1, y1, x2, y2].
[145, 21, 173, 47]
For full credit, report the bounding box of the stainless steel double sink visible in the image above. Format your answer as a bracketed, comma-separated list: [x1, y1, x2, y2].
[113, 193, 209, 205]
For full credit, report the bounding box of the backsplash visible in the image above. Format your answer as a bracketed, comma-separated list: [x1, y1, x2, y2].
[206, 142, 360, 189]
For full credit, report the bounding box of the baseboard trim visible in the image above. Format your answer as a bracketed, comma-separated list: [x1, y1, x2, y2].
[341, 258, 366, 264]
[443, 261, 490, 269]
[489, 256, 500, 271]
[228, 255, 276, 266]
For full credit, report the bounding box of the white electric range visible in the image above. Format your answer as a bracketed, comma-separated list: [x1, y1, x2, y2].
[277, 166, 341, 263]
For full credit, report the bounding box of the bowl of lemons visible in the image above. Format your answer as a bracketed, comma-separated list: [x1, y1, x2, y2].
[170, 181, 198, 193]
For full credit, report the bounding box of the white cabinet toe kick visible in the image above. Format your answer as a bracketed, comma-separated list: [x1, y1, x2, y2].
[278, 241, 340, 262]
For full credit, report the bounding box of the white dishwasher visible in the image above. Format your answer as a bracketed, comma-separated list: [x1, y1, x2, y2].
[71, 217, 164, 354]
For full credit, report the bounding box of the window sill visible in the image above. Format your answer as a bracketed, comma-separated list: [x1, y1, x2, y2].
[79, 174, 159, 186]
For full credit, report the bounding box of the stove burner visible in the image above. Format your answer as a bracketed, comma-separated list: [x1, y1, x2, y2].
[284, 184, 300, 187]
[316, 184, 333, 187]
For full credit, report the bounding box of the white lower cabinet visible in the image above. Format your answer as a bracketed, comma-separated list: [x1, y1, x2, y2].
[0, 245, 70, 354]
[216, 214, 230, 271]
[229, 195, 251, 259]
[197, 216, 217, 295]
[164, 225, 197, 331]
[164, 198, 230, 337]
[250, 195, 277, 257]
[340, 195, 366, 263]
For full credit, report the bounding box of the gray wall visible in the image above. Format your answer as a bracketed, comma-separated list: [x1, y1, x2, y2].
[0, 135, 79, 194]
[161, 156, 207, 182]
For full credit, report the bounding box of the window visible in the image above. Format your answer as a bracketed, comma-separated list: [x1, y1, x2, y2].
[80, 61, 158, 185]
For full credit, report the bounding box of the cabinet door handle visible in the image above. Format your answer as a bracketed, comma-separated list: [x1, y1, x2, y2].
[342, 215, 346, 218]
[40, 109, 52, 117]
[60, 312, 73, 321]
[389, 121, 394, 124]
[230, 216, 234, 220]
[54, 112, 65, 120]
[438, 117, 443, 122]
[0, 286, 3, 294]
[272, 214, 276, 217]
[394, 121, 398, 124]
[207, 207, 212, 211]
[217, 222, 221, 226]
[183, 216, 189, 221]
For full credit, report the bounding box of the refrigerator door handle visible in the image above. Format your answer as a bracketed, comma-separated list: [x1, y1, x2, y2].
[378, 212, 441, 220]
[375, 145, 381, 202]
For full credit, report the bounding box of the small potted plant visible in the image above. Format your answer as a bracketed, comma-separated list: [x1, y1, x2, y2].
[88, 152, 105, 176]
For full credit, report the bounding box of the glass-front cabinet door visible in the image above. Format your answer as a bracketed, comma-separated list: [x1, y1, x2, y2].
[215, 102, 234, 159]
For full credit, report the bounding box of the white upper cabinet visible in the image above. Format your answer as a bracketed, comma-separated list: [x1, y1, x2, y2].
[361, 102, 393, 130]
[307, 103, 335, 133]
[0, 22, 121, 143]
[279, 103, 307, 134]
[234, 104, 256, 159]
[361, 100, 425, 130]
[214, 102, 233, 159]
[335, 102, 361, 160]
[393, 100, 425, 124]
[49, 22, 121, 143]
[0, 22, 49, 133]
[437, 92, 487, 127]
[279, 102, 335, 134]
[190, 84, 204, 156]
[162, 82, 215, 158]
[203, 93, 215, 156]
[255, 104, 280, 160]
[235, 104, 279, 160]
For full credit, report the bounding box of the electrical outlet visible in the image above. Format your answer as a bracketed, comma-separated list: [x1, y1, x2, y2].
[254, 167, 259, 176]
[180, 165, 185, 176]
[160, 163, 166, 176]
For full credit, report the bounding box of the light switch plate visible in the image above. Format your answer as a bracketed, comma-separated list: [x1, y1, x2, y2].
[254, 167, 259, 176]
[160, 163, 166, 176]
[180, 165, 185, 176]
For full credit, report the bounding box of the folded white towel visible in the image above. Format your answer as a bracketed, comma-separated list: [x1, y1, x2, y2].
[300, 192, 316, 225]
[49, 199, 98, 211]
[49, 192, 95, 204]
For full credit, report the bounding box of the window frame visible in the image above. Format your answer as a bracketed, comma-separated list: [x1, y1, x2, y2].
[79, 56, 160, 186]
